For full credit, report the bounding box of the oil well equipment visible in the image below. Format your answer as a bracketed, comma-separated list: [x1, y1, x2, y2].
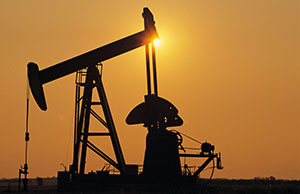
[26, 7, 223, 192]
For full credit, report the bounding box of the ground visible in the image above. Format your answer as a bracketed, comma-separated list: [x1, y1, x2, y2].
[1, 178, 299, 194]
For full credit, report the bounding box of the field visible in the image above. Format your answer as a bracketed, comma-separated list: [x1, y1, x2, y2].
[1, 177, 299, 194]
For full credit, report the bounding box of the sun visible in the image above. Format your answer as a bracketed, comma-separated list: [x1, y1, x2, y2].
[153, 39, 160, 47]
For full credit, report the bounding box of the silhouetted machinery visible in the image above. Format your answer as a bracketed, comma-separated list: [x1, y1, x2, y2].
[27, 8, 222, 191]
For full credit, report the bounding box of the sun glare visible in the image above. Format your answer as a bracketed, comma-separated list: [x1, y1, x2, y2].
[153, 39, 160, 47]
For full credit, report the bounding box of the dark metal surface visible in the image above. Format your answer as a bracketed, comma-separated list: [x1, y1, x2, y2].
[26, 7, 223, 188]
[179, 153, 218, 158]
[94, 66, 126, 173]
[71, 66, 126, 174]
[39, 30, 157, 85]
[145, 44, 152, 95]
[28, 8, 158, 111]
[126, 95, 183, 128]
[193, 155, 215, 177]
[144, 8, 153, 96]
[27, 62, 47, 110]
[151, 44, 158, 96]
[143, 130, 182, 180]
[78, 67, 94, 174]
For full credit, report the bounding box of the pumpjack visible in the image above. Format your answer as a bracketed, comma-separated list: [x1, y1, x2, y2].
[27, 8, 222, 191]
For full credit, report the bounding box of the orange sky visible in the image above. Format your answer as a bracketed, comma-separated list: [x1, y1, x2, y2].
[0, 0, 299, 179]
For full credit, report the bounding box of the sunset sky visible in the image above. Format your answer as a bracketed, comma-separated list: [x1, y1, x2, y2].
[0, 0, 299, 179]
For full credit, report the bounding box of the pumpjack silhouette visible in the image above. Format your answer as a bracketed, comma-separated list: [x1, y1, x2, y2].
[26, 7, 223, 192]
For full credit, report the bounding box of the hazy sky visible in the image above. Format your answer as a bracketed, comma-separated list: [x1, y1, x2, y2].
[0, 0, 299, 179]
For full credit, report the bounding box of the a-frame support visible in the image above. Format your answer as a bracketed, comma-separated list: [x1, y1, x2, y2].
[70, 65, 126, 175]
